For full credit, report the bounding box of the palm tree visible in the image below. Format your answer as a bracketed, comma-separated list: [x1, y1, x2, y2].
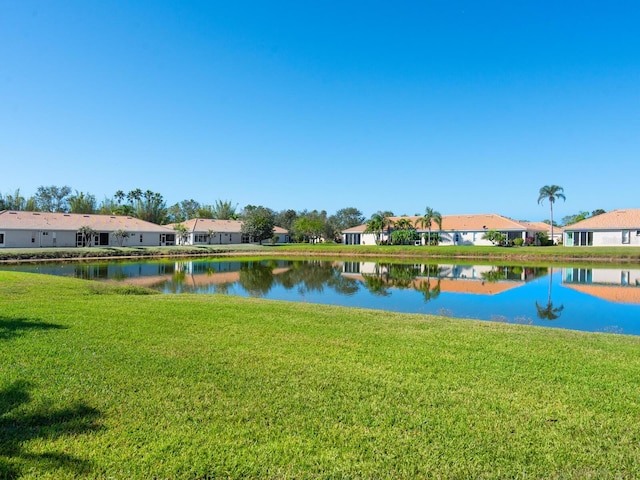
[364, 212, 390, 245]
[212, 200, 238, 220]
[364, 213, 385, 245]
[537, 185, 566, 244]
[418, 207, 443, 246]
[114, 190, 125, 205]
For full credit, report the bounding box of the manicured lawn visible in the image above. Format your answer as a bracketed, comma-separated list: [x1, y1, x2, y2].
[277, 243, 640, 263]
[2, 244, 640, 264]
[2, 271, 640, 478]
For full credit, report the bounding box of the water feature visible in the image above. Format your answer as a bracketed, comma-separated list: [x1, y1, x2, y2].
[3, 258, 640, 335]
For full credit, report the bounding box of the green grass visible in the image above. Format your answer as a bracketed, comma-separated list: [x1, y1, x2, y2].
[2, 243, 640, 264]
[2, 271, 640, 478]
[277, 243, 640, 263]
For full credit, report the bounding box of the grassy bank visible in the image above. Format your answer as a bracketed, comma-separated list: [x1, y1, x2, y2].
[2, 243, 640, 264]
[2, 272, 640, 478]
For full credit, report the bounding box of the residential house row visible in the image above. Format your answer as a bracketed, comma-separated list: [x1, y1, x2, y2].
[0, 211, 288, 248]
[341, 209, 640, 247]
[1, 208, 638, 249]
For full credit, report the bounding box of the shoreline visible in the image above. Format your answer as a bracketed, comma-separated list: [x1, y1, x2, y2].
[2, 244, 640, 265]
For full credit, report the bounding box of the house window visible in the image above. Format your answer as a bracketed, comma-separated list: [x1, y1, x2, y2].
[140, 234, 143, 243]
[622, 230, 630, 244]
[241, 234, 251, 243]
[194, 234, 208, 243]
[0, 232, 4, 246]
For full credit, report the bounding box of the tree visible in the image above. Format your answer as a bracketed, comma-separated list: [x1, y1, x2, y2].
[482, 230, 506, 246]
[173, 224, 189, 245]
[112, 229, 131, 247]
[77, 225, 96, 247]
[212, 200, 238, 220]
[34, 185, 72, 212]
[207, 229, 217, 245]
[537, 185, 566, 244]
[114, 190, 126, 205]
[293, 215, 325, 243]
[418, 207, 443, 246]
[133, 190, 167, 224]
[364, 213, 385, 245]
[331, 207, 365, 233]
[274, 209, 298, 233]
[390, 228, 419, 245]
[562, 211, 589, 226]
[241, 206, 275, 244]
[591, 209, 606, 217]
[364, 212, 392, 245]
[0, 189, 27, 211]
[167, 199, 201, 223]
[68, 191, 97, 214]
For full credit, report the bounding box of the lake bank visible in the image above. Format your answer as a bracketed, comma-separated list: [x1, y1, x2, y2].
[2, 243, 640, 264]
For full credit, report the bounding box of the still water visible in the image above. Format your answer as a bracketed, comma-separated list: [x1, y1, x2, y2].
[4, 259, 640, 335]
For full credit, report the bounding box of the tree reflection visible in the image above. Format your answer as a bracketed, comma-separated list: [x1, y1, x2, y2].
[239, 261, 275, 297]
[535, 267, 564, 320]
[416, 278, 441, 302]
[361, 273, 391, 296]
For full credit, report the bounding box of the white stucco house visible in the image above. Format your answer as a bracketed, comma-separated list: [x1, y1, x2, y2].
[343, 214, 546, 246]
[564, 209, 640, 246]
[0, 210, 176, 248]
[167, 218, 289, 246]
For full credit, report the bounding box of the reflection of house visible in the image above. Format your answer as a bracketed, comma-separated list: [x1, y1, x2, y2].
[562, 267, 640, 304]
[341, 262, 533, 295]
[0, 210, 175, 248]
[121, 263, 291, 290]
[166, 218, 289, 245]
[564, 209, 640, 246]
[343, 214, 545, 246]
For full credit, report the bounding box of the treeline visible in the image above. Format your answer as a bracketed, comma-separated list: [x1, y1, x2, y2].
[0, 186, 367, 243]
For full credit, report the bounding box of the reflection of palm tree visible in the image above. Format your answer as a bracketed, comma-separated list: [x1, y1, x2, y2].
[536, 267, 564, 320]
[416, 278, 441, 302]
[361, 274, 390, 296]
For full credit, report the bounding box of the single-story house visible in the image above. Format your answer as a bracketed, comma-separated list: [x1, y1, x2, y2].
[343, 213, 546, 246]
[166, 218, 289, 246]
[563, 209, 640, 247]
[0, 210, 175, 248]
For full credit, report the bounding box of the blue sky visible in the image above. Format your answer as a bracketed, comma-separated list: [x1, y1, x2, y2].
[1, 1, 638, 221]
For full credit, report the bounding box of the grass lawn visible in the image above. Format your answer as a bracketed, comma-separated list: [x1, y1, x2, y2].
[2, 272, 640, 478]
[2, 244, 640, 264]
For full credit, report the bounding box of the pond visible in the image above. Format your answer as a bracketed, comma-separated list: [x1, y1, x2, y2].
[3, 258, 640, 336]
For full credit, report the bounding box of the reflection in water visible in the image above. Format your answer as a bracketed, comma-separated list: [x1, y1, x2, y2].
[4, 259, 640, 335]
[535, 267, 564, 321]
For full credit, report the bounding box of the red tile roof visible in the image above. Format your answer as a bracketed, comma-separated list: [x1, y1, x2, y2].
[166, 218, 288, 234]
[565, 209, 640, 230]
[0, 210, 172, 232]
[344, 213, 535, 233]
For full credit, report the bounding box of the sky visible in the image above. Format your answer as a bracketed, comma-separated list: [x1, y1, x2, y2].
[1, 1, 638, 222]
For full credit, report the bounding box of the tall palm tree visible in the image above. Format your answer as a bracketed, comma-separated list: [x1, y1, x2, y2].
[418, 207, 443, 246]
[537, 185, 566, 244]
